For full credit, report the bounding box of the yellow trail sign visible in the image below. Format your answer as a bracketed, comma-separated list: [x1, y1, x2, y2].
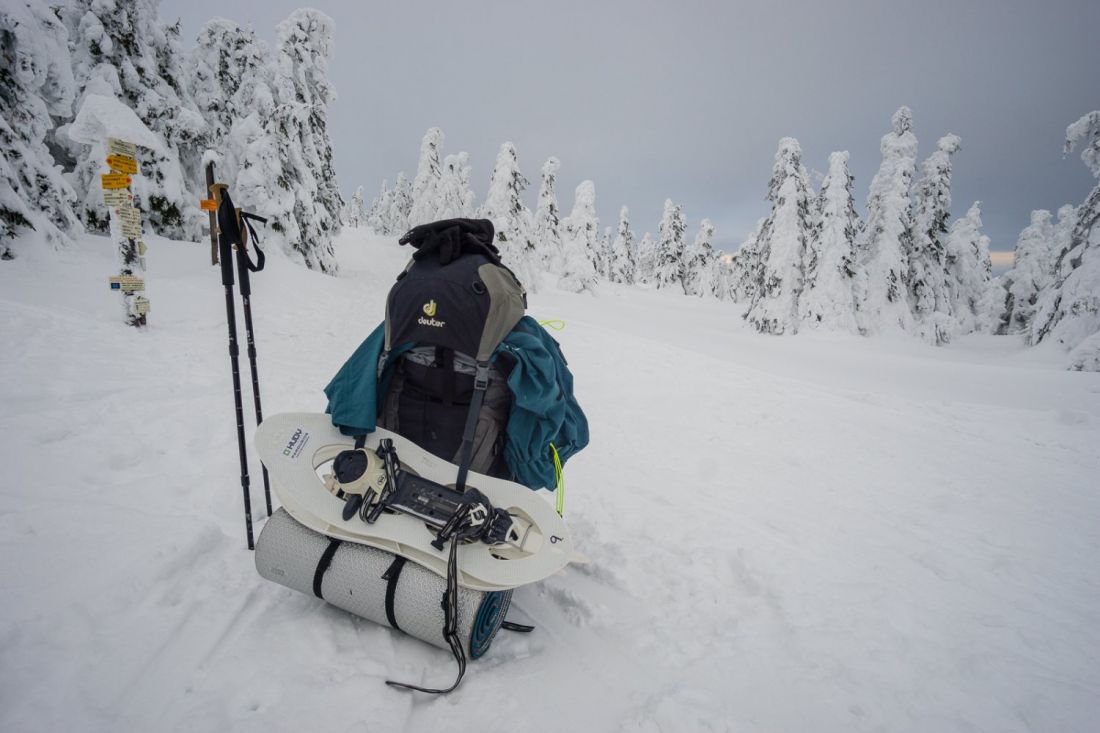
[200, 198, 217, 212]
[106, 154, 138, 175]
[101, 173, 131, 190]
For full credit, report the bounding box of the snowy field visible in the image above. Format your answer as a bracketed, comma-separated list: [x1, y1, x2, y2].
[2, 229, 1099, 733]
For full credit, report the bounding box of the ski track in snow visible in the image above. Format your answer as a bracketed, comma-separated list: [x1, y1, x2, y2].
[1, 231, 1099, 732]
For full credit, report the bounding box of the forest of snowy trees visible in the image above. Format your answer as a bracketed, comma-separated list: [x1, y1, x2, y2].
[2, 1, 1096, 369]
[346, 107, 1100, 369]
[354, 129, 727, 297]
[0, 0, 343, 271]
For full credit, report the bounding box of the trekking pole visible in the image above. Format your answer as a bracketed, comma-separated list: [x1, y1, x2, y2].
[208, 161, 255, 550]
[233, 208, 273, 517]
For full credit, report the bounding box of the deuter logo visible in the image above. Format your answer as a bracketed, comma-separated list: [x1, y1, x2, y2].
[418, 316, 446, 328]
[423, 299, 437, 317]
[283, 428, 303, 456]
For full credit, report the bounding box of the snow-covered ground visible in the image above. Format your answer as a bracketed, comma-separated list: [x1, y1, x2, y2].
[2, 229, 1098, 733]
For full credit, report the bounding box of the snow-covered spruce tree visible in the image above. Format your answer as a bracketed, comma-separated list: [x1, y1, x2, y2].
[62, 0, 207, 239]
[189, 18, 271, 188]
[855, 106, 919, 335]
[909, 134, 962, 344]
[347, 185, 365, 227]
[1001, 210, 1053, 334]
[558, 180, 599, 293]
[388, 172, 412, 234]
[532, 157, 563, 271]
[531, 157, 563, 272]
[480, 142, 538, 289]
[408, 127, 443, 227]
[1029, 111, 1100, 368]
[260, 8, 342, 272]
[365, 179, 389, 231]
[436, 152, 474, 219]
[683, 219, 717, 296]
[652, 199, 687, 289]
[596, 226, 614, 279]
[608, 205, 635, 284]
[0, 1, 82, 257]
[944, 201, 992, 336]
[744, 137, 814, 334]
[1049, 204, 1080, 282]
[634, 231, 656, 284]
[728, 218, 765, 302]
[799, 151, 859, 332]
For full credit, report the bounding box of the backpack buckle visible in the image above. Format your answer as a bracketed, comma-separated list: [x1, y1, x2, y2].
[473, 363, 490, 391]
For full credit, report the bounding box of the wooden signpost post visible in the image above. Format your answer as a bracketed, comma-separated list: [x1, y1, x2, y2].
[103, 137, 147, 327]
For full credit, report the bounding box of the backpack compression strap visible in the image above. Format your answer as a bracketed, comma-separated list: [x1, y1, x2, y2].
[454, 362, 490, 491]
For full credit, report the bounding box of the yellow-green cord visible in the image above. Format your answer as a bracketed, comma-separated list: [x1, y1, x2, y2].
[539, 319, 566, 331]
[550, 443, 564, 516]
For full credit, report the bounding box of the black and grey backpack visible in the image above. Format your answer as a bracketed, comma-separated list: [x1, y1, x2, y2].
[378, 218, 527, 487]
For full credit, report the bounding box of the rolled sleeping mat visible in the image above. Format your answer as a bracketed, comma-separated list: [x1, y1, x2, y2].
[255, 507, 512, 659]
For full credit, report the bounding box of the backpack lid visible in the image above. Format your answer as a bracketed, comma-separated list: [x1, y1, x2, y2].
[386, 218, 526, 362]
[399, 218, 501, 266]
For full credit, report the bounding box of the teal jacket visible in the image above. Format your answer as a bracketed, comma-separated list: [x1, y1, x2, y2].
[324, 316, 589, 490]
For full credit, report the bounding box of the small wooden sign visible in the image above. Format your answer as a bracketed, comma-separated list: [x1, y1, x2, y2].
[137, 240, 147, 256]
[120, 220, 142, 239]
[109, 275, 145, 293]
[200, 199, 217, 212]
[106, 154, 138, 175]
[132, 296, 150, 315]
[115, 206, 141, 223]
[107, 137, 137, 158]
[103, 189, 133, 207]
[101, 173, 131, 190]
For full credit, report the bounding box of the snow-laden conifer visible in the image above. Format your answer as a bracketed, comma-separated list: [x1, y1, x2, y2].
[1029, 112, 1100, 367]
[189, 19, 270, 186]
[1001, 210, 1053, 334]
[558, 180, 599, 293]
[683, 219, 717, 296]
[0, 1, 82, 256]
[745, 137, 814, 334]
[608, 206, 635, 284]
[635, 231, 656, 284]
[909, 134, 962, 344]
[532, 157, 563, 271]
[408, 127, 443, 227]
[436, 152, 474, 219]
[480, 142, 538, 289]
[242, 8, 341, 272]
[389, 172, 412, 235]
[652, 199, 687, 289]
[346, 186, 365, 227]
[800, 151, 859, 331]
[728, 219, 765, 303]
[944, 201, 992, 336]
[855, 107, 918, 335]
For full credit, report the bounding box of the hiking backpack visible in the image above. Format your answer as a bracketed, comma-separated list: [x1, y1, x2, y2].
[377, 218, 527, 487]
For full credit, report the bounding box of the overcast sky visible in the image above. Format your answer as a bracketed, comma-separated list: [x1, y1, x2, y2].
[166, 0, 1100, 255]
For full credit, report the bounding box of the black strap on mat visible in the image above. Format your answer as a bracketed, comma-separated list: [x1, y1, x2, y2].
[312, 539, 342, 599]
[501, 620, 535, 633]
[386, 536, 466, 694]
[381, 556, 407, 631]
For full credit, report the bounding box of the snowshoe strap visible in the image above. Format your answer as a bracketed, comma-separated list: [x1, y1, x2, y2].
[501, 620, 535, 633]
[454, 362, 490, 491]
